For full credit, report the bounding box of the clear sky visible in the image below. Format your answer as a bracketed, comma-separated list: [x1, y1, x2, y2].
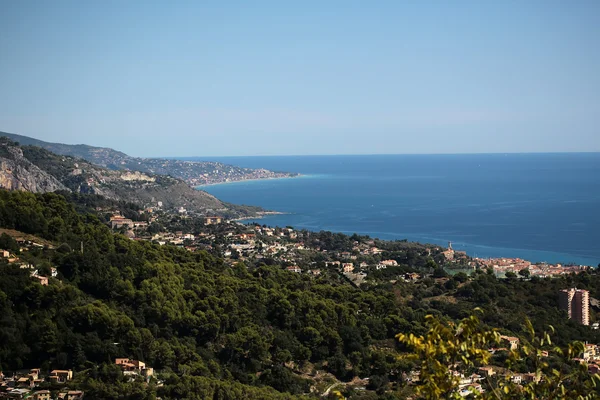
[1, 1, 599, 157]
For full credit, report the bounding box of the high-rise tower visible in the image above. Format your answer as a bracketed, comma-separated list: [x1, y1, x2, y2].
[559, 288, 590, 326]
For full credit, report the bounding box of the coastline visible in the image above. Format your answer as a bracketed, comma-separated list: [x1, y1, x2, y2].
[195, 174, 302, 188]
[233, 211, 290, 221]
[234, 213, 599, 267]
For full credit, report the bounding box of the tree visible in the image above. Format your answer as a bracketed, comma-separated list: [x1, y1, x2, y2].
[453, 272, 468, 283]
[432, 268, 448, 278]
[518, 268, 530, 278]
[396, 311, 600, 399]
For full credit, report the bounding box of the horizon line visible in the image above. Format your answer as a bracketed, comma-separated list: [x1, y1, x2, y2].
[2, 130, 599, 159]
[159, 150, 600, 159]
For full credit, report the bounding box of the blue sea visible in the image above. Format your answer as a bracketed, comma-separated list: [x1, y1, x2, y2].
[188, 154, 600, 266]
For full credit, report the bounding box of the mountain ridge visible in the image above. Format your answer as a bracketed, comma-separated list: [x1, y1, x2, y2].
[0, 131, 299, 185]
[0, 137, 261, 218]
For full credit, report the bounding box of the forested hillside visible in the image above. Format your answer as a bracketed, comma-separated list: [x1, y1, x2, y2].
[0, 190, 598, 399]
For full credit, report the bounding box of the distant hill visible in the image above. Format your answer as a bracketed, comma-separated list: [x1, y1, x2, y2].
[0, 137, 261, 218]
[0, 131, 298, 185]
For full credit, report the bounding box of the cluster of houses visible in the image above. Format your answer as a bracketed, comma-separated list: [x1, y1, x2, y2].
[475, 257, 590, 278]
[1, 239, 58, 287]
[0, 369, 82, 399]
[0, 358, 155, 399]
[114, 358, 154, 381]
[105, 213, 445, 286]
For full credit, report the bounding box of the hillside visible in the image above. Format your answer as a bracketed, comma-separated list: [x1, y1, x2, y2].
[0, 138, 258, 217]
[0, 190, 598, 399]
[0, 131, 299, 185]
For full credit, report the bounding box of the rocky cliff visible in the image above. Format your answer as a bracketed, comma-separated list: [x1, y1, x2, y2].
[0, 144, 67, 193]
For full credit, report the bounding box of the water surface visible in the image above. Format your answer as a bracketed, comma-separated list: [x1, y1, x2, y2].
[189, 154, 600, 266]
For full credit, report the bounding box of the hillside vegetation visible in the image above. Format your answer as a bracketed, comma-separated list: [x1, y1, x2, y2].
[0, 189, 599, 399]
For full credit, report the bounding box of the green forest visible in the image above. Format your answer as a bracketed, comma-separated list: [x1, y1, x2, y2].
[0, 189, 599, 399]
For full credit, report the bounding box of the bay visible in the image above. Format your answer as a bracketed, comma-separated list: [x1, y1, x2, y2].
[188, 153, 600, 266]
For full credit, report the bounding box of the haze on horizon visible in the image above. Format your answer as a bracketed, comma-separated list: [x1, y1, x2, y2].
[1, 1, 599, 157]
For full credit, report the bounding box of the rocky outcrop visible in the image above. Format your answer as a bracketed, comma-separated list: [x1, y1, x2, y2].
[0, 145, 68, 193]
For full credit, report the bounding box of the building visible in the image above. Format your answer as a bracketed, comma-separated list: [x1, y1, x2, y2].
[204, 216, 222, 225]
[58, 390, 84, 400]
[500, 335, 520, 351]
[115, 358, 153, 378]
[33, 390, 51, 400]
[110, 216, 134, 229]
[49, 370, 73, 383]
[559, 288, 590, 326]
[342, 263, 354, 273]
[286, 266, 302, 273]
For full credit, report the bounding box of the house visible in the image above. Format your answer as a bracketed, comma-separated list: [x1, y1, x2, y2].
[342, 263, 354, 273]
[310, 269, 322, 276]
[115, 358, 145, 371]
[1, 250, 10, 258]
[16, 377, 32, 388]
[583, 343, 599, 361]
[58, 390, 84, 400]
[49, 370, 73, 383]
[381, 260, 398, 266]
[204, 216, 222, 225]
[500, 335, 520, 351]
[28, 369, 40, 380]
[33, 390, 51, 400]
[405, 272, 420, 281]
[369, 247, 382, 254]
[115, 358, 152, 377]
[286, 266, 302, 273]
[110, 216, 134, 229]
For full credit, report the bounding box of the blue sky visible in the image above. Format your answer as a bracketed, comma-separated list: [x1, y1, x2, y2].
[1, 1, 599, 156]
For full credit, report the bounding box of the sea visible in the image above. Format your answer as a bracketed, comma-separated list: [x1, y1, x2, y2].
[187, 154, 600, 267]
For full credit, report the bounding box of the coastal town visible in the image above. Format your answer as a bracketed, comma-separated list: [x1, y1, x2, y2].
[104, 205, 594, 283]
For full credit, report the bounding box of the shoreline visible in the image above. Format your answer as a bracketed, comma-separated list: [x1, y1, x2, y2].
[232, 214, 598, 267]
[233, 211, 290, 221]
[195, 174, 302, 188]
